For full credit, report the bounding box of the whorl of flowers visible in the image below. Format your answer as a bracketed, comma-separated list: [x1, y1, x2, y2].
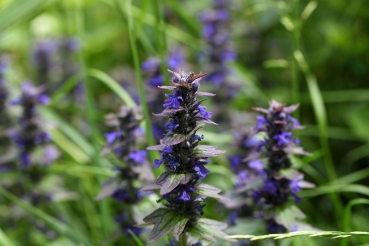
[11, 82, 56, 169]
[249, 100, 314, 233]
[96, 106, 153, 237]
[32, 38, 81, 95]
[142, 47, 185, 141]
[0, 61, 10, 125]
[225, 130, 262, 226]
[198, 0, 236, 86]
[143, 70, 229, 243]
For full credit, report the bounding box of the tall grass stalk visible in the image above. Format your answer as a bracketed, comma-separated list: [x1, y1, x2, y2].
[121, 0, 160, 175]
[294, 50, 343, 222]
[74, 0, 111, 238]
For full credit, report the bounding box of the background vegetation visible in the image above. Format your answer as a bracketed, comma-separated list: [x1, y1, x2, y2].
[1, 0, 369, 245]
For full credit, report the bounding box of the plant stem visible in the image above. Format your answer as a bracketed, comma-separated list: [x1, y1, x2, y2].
[122, 0, 160, 174]
[179, 233, 187, 246]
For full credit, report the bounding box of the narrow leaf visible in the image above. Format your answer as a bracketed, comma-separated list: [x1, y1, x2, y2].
[162, 134, 187, 145]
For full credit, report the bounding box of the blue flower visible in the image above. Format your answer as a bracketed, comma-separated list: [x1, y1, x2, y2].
[104, 131, 122, 144]
[164, 91, 183, 109]
[194, 159, 210, 178]
[273, 132, 293, 146]
[248, 159, 265, 171]
[128, 150, 147, 164]
[254, 115, 267, 131]
[228, 155, 243, 171]
[165, 119, 179, 131]
[149, 75, 164, 87]
[197, 105, 212, 120]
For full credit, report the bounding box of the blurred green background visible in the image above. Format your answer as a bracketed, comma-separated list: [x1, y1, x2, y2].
[1, 0, 369, 245]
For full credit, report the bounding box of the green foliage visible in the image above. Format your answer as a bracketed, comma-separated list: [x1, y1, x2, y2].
[228, 231, 369, 241]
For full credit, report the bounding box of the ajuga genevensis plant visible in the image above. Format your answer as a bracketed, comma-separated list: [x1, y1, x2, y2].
[143, 70, 231, 245]
[96, 106, 154, 239]
[226, 100, 315, 234]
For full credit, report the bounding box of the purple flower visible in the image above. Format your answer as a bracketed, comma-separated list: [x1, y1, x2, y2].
[104, 131, 122, 144]
[254, 115, 267, 131]
[273, 132, 293, 146]
[128, 150, 147, 164]
[165, 119, 179, 131]
[248, 159, 265, 171]
[154, 159, 163, 168]
[148, 75, 164, 87]
[228, 155, 242, 171]
[164, 91, 183, 109]
[197, 105, 212, 120]
[167, 49, 185, 70]
[171, 185, 196, 201]
[142, 58, 160, 72]
[21, 152, 30, 168]
[262, 179, 278, 193]
[290, 177, 302, 194]
[256, 140, 267, 152]
[244, 137, 259, 147]
[194, 159, 210, 178]
[163, 145, 173, 153]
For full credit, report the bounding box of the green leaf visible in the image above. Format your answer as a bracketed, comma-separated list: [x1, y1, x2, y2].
[162, 133, 187, 145]
[195, 183, 228, 201]
[194, 145, 226, 158]
[87, 68, 136, 107]
[0, 228, 15, 246]
[143, 208, 189, 243]
[0, 187, 92, 246]
[227, 231, 369, 241]
[0, 0, 50, 31]
[188, 218, 231, 242]
[156, 172, 193, 195]
[275, 205, 306, 231]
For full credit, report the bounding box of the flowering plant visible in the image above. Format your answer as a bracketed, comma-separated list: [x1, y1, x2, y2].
[143, 70, 230, 244]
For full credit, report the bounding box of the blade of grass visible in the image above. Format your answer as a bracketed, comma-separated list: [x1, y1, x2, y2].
[117, 0, 161, 176]
[341, 198, 369, 246]
[75, 0, 110, 238]
[301, 184, 369, 198]
[0, 228, 15, 246]
[128, 230, 145, 246]
[50, 75, 79, 105]
[294, 50, 343, 218]
[0, 187, 92, 246]
[0, 0, 50, 31]
[86, 68, 136, 107]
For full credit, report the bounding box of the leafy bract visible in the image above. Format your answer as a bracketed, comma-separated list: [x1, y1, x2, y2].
[194, 145, 226, 158]
[156, 172, 193, 195]
[143, 208, 189, 243]
[162, 134, 187, 145]
[274, 205, 306, 230]
[188, 218, 232, 242]
[95, 178, 119, 201]
[195, 184, 228, 201]
[194, 91, 216, 97]
[154, 107, 184, 117]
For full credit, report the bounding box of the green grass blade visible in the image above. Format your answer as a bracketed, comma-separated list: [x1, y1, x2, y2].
[86, 68, 136, 107]
[50, 75, 79, 105]
[341, 198, 369, 246]
[0, 187, 92, 246]
[0, 228, 15, 246]
[128, 230, 145, 246]
[0, 0, 50, 31]
[119, 0, 160, 176]
[75, 0, 111, 238]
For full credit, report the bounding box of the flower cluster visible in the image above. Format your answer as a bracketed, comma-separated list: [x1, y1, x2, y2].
[0, 61, 10, 126]
[142, 47, 185, 141]
[143, 70, 229, 243]
[11, 82, 57, 168]
[248, 100, 313, 233]
[96, 106, 153, 238]
[198, 0, 236, 86]
[224, 130, 263, 227]
[32, 38, 81, 95]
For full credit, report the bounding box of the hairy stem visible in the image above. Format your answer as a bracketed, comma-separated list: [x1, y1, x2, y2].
[179, 232, 187, 246]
